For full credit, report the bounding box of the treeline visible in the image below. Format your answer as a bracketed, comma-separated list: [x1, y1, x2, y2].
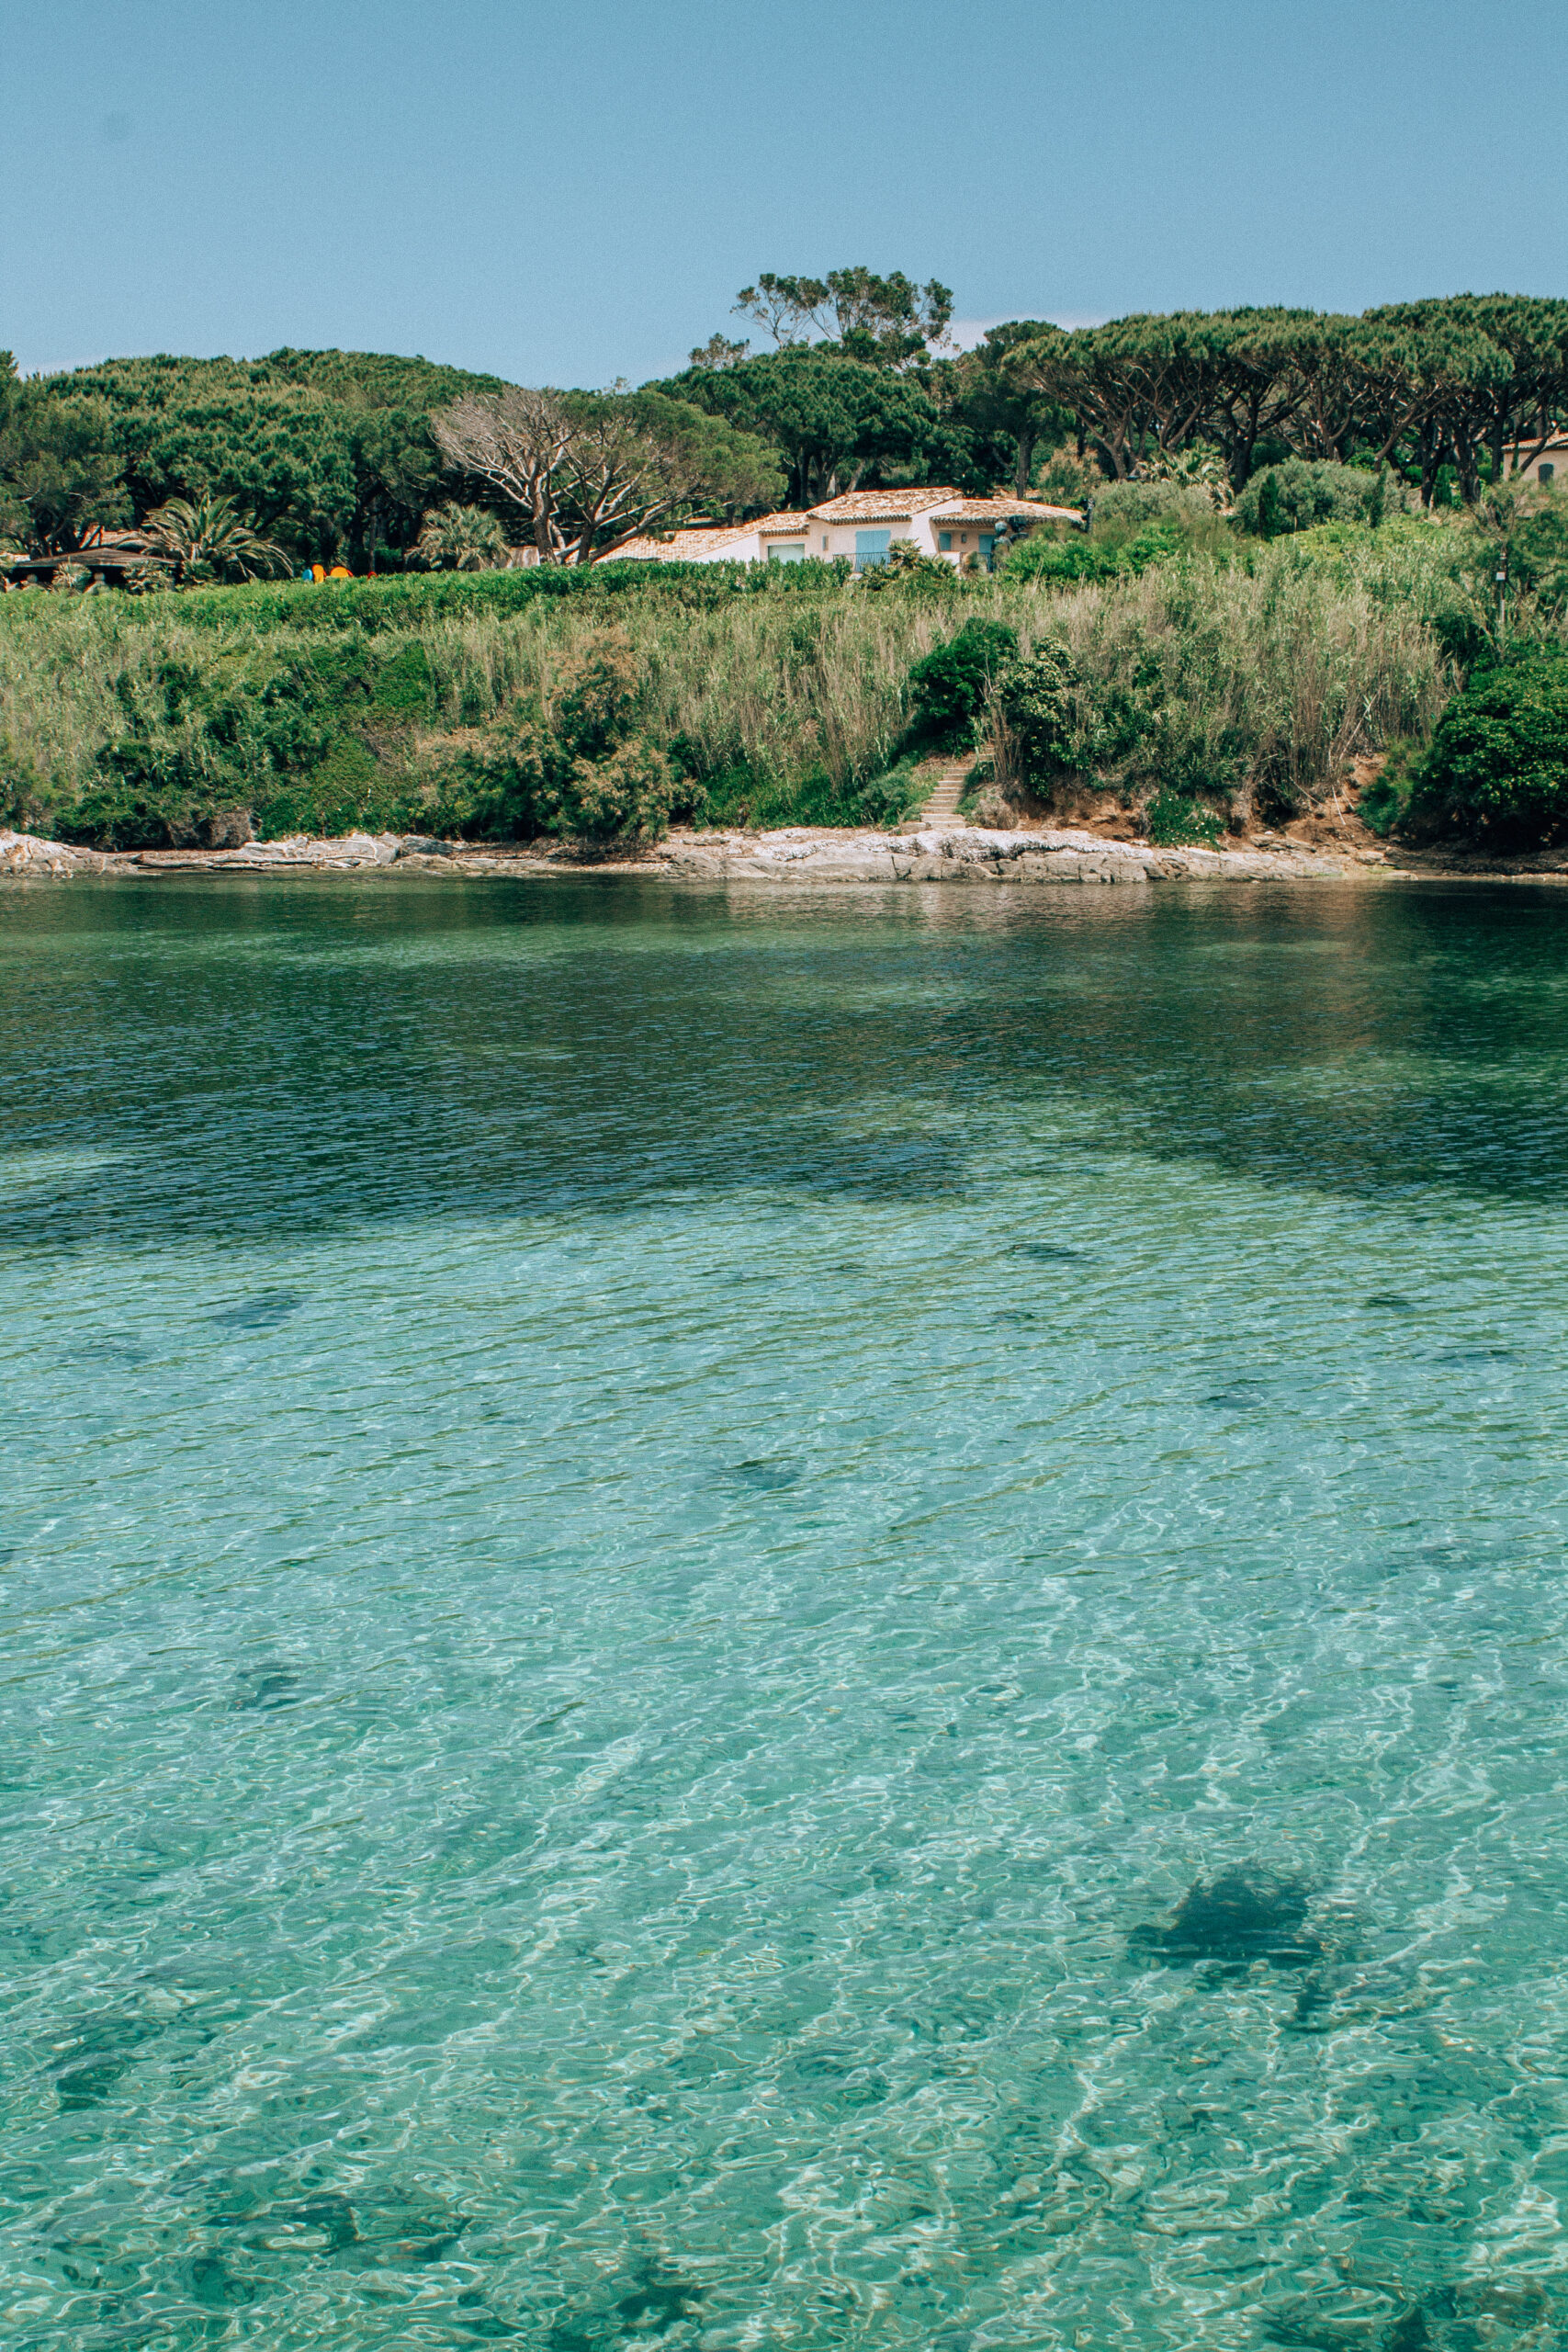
[992, 296, 1568, 499]
[4, 279, 1567, 580]
[669, 286, 1568, 509]
[0, 349, 509, 565]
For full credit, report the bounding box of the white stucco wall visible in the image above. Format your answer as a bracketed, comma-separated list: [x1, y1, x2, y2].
[1511, 445, 1568, 486]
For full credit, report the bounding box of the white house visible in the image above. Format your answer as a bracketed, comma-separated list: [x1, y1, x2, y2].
[605, 488, 1082, 571]
[1502, 434, 1568, 487]
[608, 512, 816, 564]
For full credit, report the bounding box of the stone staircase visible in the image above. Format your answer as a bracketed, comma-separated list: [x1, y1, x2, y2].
[913, 764, 968, 829]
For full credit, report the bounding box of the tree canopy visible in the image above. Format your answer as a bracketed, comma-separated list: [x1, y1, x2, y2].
[999, 296, 1568, 495]
[729, 267, 954, 369]
[431, 385, 784, 563]
[1, 348, 506, 563]
[6, 289, 1568, 573]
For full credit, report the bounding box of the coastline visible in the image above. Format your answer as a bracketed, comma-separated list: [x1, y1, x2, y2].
[2, 821, 1559, 888]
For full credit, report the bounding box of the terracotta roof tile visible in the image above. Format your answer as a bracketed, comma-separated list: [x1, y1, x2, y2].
[931, 498, 1083, 524]
[597, 523, 750, 562]
[807, 489, 961, 522]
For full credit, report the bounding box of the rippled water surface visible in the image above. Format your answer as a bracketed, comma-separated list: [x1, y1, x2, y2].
[5, 872, 1568, 2351]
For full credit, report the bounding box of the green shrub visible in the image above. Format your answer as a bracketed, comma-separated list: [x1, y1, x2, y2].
[536, 733, 677, 842]
[856, 758, 926, 826]
[858, 538, 957, 597]
[906, 616, 1018, 740]
[992, 643, 1077, 787]
[1089, 481, 1220, 541]
[1413, 654, 1568, 840]
[1144, 788, 1224, 846]
[694, 763, 884, 830]
[1235, 458, 1379, 537]
[1001, 520, 1189, 585]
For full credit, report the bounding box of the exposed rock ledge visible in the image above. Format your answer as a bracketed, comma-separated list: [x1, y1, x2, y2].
[2, 821, 1399, 888]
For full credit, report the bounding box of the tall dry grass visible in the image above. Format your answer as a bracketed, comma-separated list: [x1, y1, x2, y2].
[0, 531, 1475, 839]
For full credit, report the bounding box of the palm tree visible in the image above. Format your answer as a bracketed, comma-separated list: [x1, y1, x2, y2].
[410, 501, 510, 571]
[141, 494, 290, 585]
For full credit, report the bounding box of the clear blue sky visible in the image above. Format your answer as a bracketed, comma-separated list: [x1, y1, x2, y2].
[5, 0, 1564, 385]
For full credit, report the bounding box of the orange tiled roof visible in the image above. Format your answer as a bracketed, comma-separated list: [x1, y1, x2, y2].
[598, 523, 752, 562]
[807, 488, 962, 523]
[755, 512, 813, 535]
[930, 498, 1084, 523]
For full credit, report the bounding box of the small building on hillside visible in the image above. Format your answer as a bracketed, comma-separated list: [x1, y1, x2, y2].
[1503, 434, 1568, 487]
[604, 490, 1082, 571]
[608, 512, 815, 564]
[2, 526, 173, 591]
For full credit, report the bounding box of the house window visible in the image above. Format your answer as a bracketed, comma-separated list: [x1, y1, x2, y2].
[938, 532, 952, 551]
[978, 535, 996, 571]
[1541, 463, 1556, 483]
[768, 542, 807, 562]
[822, 535, 829, 550]
[854, 529, 892, 571]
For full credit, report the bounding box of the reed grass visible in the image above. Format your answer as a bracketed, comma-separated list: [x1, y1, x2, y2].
[0, 531, 1474, 842]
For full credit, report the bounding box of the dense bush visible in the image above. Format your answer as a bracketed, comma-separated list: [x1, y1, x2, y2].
[1234, 458, 1380, 537]
[1413, 654, 1568, 840]
[991, 644, 1078, 789]
[905, 616, 1018, 739]
[0, 523, 1477, 847]
[1090, 481, 1219, 535]
[1144, 787, 1224, 846]
[1001, 518, 1201, 585]
[857, 539, 956, 596]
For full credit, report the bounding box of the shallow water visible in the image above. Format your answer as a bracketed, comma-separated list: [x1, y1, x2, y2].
[4, 872, 1568, 2350]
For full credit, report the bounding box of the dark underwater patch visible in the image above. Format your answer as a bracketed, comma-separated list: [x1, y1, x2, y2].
[720, 1459, 801, 1491]
[209, 1289, 308, 1330]
[1130, 1867, 1322, 1969]
[59, 1337, 149, 1366]
[1199, 1380, 1267, 1410]
[232, 1664, 302, 1712]
[1364, 1293, 1417, 1310]
[1010, 1242, 1085, 1261]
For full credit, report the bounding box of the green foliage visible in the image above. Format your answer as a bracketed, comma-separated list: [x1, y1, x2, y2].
[995, 297, 1568, 501]
[1413, 654, 1568, 840]
[659, 346, 944, 508]
[694, 763, 907, 831]
[857, 537, 956, 596]
[1000, 523, 1190, 584]
[410, 503, 510, 571]
[1354, 746, 1420, 836]
[906, 616, 1018, 739]
[993, 644, 1078, 786]
[0, 522, 1474, 851]
[142, 493, 291, 583]
[953, 321, 1073, 498]
[1144, 788, 1224, 845]
[730, 267, 954, 368]
[0, 362, 130, 552]
[6, 348, 509, 566]
[1235, 458, 1381, 537]
[855, 758, 927, 826]
[1090, 480, 1213, 536]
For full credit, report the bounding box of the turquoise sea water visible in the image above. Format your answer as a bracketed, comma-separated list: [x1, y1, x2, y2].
[5, 873, 1568, 2352]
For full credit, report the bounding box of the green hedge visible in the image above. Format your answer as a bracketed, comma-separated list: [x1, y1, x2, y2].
[0, 556, 859, 640]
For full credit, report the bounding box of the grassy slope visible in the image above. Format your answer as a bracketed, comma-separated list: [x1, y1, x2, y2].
[0, 522, 1497, 846]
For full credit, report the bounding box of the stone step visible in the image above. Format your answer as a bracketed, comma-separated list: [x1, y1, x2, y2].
[917, 767, 969, 824]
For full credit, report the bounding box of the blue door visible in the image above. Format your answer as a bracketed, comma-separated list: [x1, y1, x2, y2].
[854, 530, 891, 571]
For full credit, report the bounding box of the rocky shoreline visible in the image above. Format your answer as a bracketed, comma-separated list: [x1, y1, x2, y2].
[1, 822, 1557, 888]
